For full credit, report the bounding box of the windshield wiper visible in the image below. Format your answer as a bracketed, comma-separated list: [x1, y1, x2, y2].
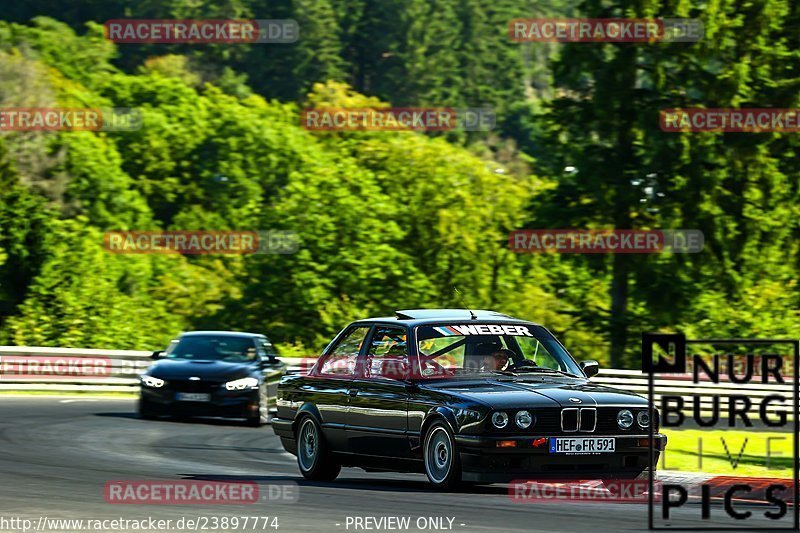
[507, 367, 581, 378]
[489, 370, 519, 377]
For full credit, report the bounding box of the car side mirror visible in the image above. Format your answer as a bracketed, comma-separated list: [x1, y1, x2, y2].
[260, 355, 278, 368]
[151, 350, 164, 359]
[580, 360, 599, 378]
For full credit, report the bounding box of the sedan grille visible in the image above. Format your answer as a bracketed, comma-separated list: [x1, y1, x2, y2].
[490, 407, 651, 435]
[169, 380, 218, 393]
[561, 408, 596, 433]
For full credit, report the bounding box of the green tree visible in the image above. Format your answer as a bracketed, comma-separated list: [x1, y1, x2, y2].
[0, 138, 54, 335]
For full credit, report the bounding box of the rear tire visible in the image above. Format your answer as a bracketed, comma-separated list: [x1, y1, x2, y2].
[423, 421, 463, 490]
[296, 416, 341, 481]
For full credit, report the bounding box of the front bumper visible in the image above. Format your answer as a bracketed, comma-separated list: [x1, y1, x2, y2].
[455, 434, 667, 482]
[140, 385, 260, 419]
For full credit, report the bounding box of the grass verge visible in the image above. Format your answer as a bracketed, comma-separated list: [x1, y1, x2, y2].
[661, 428, 793, 478]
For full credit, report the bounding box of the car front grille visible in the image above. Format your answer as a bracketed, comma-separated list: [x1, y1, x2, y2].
[490, 406, 653, 435]
[168, 380, 219, 393]
[560, 407, 597, 432]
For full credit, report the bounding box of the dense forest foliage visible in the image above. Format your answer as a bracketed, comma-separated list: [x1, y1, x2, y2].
[0, 1, 797, 368]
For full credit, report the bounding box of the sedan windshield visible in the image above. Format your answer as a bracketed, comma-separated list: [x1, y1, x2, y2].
[164, 335, 257, 362]
[416, 323, 582, 378]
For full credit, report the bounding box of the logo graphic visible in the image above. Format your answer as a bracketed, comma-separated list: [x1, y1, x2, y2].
[509, 229, 704, 254]
[508, 18, 704, 43]
[645, 334, 799, 530]
[660, 108, 800, 132]
[301, 107, 495, 132]
[104, 19, 299, 44]
[0, 108, 142, 131]
[0, 356, 112, 379]
[569, 398, 582, 404]
[642, 332, 686, 374]
[103, 230, 299, 255]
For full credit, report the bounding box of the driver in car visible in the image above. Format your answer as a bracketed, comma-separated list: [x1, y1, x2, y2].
[483, 348, 513, 371]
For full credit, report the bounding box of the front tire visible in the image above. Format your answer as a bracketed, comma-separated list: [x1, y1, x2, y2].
[296, 417, 341, 481]
[246, 387, 269, 427]
[423, 421, 462, 490]
[138, 397, 159, 420]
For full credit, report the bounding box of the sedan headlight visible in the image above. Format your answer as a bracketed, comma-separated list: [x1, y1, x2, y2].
[141, 375, 165, 388]
[637, 410, 650, 428]
[225, 377, 259, 391]
[515, 410, 533, 429]
[457, 409, 482, 422]
[491, 411, 509, 429]
[617, 409, 634, 429]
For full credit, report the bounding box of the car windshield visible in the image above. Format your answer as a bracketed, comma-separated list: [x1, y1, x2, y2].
[416, 323, 582, 378]
[164, 335, 257, 362]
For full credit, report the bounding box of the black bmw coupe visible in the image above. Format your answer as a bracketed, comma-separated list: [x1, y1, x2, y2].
[272, 309, 666, 488]
[139, 331, 283, 426]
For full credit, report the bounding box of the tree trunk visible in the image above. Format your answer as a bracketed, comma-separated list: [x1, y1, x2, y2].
[609, 252, 629, 368]
[607, 41, 637, 368]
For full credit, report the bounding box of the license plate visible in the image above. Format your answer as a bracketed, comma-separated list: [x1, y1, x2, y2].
[549, 437, 615, 454]
[175, 392, 211, 402]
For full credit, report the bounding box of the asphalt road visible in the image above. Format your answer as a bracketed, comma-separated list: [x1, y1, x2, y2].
[0, 397, 790, 532]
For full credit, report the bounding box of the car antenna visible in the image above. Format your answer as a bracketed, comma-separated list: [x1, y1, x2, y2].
[454, 286, 477, 320]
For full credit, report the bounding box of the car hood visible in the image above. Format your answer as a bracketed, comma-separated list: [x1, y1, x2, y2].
[423, 378, 648, 409]
[146, 359, 255, 381]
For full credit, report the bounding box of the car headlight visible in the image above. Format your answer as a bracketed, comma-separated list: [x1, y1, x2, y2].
[637, 410, 650, 428]
[617, 409, 634, 429]
[515, 410, 533, 429]
[457, 409, 482, 422]
[491, 411, 509, 429]
[225, 377, 259, 391]
[141, 375, 165, 388]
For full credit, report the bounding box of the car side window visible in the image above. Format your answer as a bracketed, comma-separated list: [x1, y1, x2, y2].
[319, 326, 370, 376]
[257, 338, 277, 358]
[365, 327, 409, 380]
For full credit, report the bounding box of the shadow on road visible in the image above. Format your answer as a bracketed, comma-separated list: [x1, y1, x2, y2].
[160, 443, 287, 453]
[180, 473, 508, 495]
[94, 412, 139, 420]
[94, 411, 259, 427]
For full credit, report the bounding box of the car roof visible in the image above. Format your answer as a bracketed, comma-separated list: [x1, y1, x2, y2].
[178, 331, 266, 338]
[353, 309, 540, 327]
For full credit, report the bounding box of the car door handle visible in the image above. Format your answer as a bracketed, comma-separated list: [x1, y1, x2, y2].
[348, 389, 358, 397]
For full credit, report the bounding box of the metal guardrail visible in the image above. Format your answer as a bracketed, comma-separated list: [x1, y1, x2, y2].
[0, 349, 792, 420]
[593, 368, 791, 418]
